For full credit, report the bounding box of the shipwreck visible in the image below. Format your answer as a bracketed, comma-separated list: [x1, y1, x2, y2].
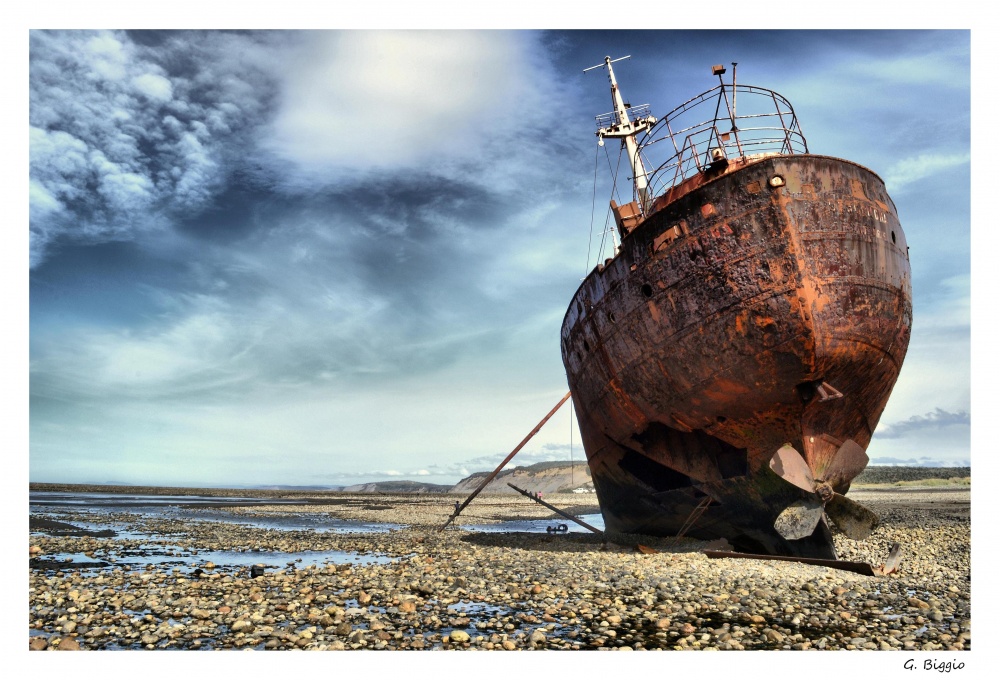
[561, 58, 912, 558]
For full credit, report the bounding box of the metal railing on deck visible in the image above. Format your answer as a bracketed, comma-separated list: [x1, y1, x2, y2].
[594, 103, 654, 130]
[635, 84, 808, 203]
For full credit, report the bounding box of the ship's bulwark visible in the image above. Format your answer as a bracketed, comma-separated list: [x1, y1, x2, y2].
[561, 155, 911, 558]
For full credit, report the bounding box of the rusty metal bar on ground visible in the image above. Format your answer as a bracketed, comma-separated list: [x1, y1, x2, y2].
[438, 391, 573, 531]
[702, 550, 878, 576]
[671, 495, 713, 546]
[507, 482, 603, 535]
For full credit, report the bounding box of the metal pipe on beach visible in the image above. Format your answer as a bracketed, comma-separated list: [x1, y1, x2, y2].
[439, 391, 572, 531]
[507, 482, 603, 535]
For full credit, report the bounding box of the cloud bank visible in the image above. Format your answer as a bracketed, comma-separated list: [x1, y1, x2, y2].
[873, 408, 970, 440]
[28, 30, 972, 486]
[29, 30, 287, 266]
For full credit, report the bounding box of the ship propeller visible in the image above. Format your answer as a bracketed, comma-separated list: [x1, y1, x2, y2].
[769, 441, 879, 541]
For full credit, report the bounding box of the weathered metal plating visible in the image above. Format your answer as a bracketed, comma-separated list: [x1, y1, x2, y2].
[563, 62, 911, 559]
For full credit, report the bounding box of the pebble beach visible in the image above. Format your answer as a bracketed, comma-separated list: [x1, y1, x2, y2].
[29, 485, 971, 654]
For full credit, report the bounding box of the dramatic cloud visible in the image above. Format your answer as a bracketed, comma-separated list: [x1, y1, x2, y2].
[29, 30, 285, 266]
[30, 31, 588, 416]
[873, 409, 970, 440]
[28, 30, 972, 486]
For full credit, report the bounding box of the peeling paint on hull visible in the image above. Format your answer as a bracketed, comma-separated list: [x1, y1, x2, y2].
[561, 155, 911, 558]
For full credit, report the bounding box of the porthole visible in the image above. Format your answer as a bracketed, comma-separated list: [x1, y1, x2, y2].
[891, 231, 896, 244]
[640, 283, 654, 298]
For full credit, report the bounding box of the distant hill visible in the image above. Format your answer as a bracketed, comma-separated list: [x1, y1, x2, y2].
[353, 463, 971, 495]
[443, 462, 969, 495]
[250, 485, 345, 491]
[342, 480, 454, 493]
[450, 461, 594, 495]
[32, 464, 970, 496]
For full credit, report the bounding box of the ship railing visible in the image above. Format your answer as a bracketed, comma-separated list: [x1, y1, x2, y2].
[595, 103, 653, 129]
[635, 84, 808, 204]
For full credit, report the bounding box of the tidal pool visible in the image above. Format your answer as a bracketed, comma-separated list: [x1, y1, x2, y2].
[458, 513, 605, 534]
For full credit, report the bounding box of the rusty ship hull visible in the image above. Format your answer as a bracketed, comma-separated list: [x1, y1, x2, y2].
[561, 153, 911, 559]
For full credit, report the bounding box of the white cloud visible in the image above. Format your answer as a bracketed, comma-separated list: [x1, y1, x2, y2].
[171, 132, 219, 207]
[873, 408, 969, 439]
[91, 150, 156, 210]
[31, 293, 264, 402]
[132, 73, 173, 101]
[849, 49, 969, 89]
[884, 152, 970, 191]
[264, 31, 542, 178]
[28, 179, 62, 217]
[82, 32, 130, 81]
[29, 127, 91, 211]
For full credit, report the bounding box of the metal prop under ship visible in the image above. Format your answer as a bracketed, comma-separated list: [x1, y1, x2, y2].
[563, 58, 911, 559]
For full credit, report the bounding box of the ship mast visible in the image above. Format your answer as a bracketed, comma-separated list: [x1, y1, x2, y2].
[585, 56, 657, 213]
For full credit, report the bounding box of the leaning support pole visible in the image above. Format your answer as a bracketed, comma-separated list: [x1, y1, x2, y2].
[439, 391, 572, 531]
[507, 483, 603, 535]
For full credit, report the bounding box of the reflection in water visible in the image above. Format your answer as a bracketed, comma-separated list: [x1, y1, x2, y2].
[30, 543, 395, 575]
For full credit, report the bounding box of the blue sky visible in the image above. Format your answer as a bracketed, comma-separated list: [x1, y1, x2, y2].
[25, 26, 972, 487]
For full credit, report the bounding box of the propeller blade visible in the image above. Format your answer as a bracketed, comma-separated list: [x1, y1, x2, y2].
[774, 498, 825, 540]
[769, 444, 815, 492]
[818, 439, 869, 489]
[825, 493, 879, 540]
[801, 433, 840, 480]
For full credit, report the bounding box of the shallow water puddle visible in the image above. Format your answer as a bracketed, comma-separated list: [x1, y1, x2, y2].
[31, 545, 394, 574]
[30, 491, 293, 507]
[459, 513, 605, 534]
[32, 505, 402, 535]
[448, 601, 509, 617]
[173, 510, 403, 534]
[197, 548, 395, 570]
